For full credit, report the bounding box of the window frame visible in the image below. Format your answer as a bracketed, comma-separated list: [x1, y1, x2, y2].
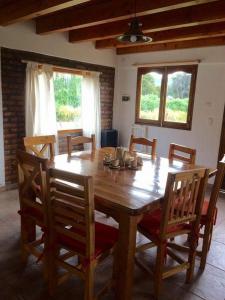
[135, 65, 198, 130]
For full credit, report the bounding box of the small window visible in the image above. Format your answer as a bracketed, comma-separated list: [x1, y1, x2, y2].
[136, 65, 198, 130]
[53, 72, 82, 130]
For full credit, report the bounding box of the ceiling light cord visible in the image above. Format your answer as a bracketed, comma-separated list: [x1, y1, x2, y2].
[134, 0, 137, 18]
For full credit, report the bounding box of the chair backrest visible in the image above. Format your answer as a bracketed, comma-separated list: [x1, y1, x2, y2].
[207, 155, 225, 221]
[58, 129, 83, 154]
[67, 134, 96, 156]
[17, 150, 49, 224]
[168, 143, 196, 164]
[47, 168, 95, 259]
[161, 168, 209, 239]
[129, 134, 157, 156]
[24, 135, 56, 162]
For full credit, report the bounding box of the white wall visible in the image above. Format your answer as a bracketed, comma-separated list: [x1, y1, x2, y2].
[113, 46, 225, 169]
[0, 22, 116, 67]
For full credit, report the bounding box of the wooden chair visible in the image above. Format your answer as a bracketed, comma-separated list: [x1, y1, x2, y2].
[136, 168, 209, 299]
[24, 135, 56, 162]
[67, 134, 96, 156]
[129, 134, 157, 156]
[58, 129, 83, 154]
[168, 155, 225, 271]
[17, 150, 49, 275]
[47, 168, 118, 299]
[168, 143, 196, 164]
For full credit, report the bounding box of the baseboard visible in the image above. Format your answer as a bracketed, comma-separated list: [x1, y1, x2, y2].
[0, 186, 5, 192]
[0, 183, 17, 192]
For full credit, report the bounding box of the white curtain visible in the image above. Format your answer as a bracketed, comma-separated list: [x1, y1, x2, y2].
[25, 63, 57, 137]
[81, 72, 101, 148]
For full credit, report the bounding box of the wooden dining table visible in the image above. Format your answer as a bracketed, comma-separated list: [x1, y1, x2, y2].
[53, 150, 214, 300]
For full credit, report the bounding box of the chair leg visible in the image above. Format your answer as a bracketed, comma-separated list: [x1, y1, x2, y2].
[84, 264, 95, 300]
[20, 217, 35, 264]
[112, 247, 119, 287]
[186, 233, 197, 283]
[27, 220, 36, 242]
[207, 222, 214, 252]
[154, 243, 165, 300]
[200, 222, 213, 271]
[43, 245, 50, 282]
[48, 248, 58, 296]
[21, 240, 29, 264]
[20, 227, 28, 263]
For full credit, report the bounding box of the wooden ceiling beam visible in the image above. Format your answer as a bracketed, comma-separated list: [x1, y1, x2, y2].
[0, 0, 90, 26]
[69, 0, 225, 43]
[95, 22, 225, 49]
[36, 0, 216, 34]
[116, 36, 225, 55]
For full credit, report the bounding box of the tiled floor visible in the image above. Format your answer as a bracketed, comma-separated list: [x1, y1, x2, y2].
[0, 189, 225, 300]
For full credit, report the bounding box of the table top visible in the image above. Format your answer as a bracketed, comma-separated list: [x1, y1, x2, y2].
[53, 151, 213, 215]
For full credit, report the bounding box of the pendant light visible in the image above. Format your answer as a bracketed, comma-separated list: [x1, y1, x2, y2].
[117, 0, 152, 44]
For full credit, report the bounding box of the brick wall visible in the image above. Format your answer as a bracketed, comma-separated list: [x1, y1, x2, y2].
[1, 47, 115, 186]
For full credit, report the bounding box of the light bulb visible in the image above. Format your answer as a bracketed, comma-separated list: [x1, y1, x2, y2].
[130, 35, 137, 42]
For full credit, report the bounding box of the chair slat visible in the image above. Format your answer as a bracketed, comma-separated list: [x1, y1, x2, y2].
[50, 168, 88, 187]
[55, 225, 86, 244]
[168, 143, 196, 164]
[55, 215, 86, 232]
[129, 134, 157, 156]
[67, 134, 96, 156]
[177, 180, 185, 218]
[53, 190, 86, 208]
[52, 180, 85, 199]
[24, 135, 56, 162]
[57, 260, 85, 279]
[180, 180, 187, 218]
[54, 204, 85, 223]
[170, 180, 178, 220]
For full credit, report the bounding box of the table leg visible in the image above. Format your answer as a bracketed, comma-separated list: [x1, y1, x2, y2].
[114, 213, 138, 300]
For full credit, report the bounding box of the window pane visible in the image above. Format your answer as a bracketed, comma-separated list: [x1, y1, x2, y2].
[165, 71, 192, 123]
[139, 72, 162, 121]
[53, 73, 82, 129]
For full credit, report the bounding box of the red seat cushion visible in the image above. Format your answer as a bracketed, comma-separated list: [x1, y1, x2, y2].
[138, 209, 190, 242]
[57, 222, 118, 258]
[200, 200, 218, 226]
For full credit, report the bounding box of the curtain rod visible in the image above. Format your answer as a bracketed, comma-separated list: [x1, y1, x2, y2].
[132, 60, 201, 68]
[21, 60, 101, 76]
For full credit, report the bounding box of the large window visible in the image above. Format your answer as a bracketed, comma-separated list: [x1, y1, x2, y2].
[135, 65, 198, 130]
[53, 72, 82, 130]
